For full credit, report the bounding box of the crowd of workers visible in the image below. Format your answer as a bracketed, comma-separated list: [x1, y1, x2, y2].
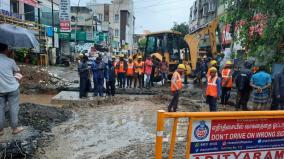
[77, 54, 170, 98]
[78, 53, 284, 113]
[192, 56, 284, 112]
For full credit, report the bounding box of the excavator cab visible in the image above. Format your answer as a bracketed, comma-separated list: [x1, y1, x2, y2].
[144, 31, 190, 78]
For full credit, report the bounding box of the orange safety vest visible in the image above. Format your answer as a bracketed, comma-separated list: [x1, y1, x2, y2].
[127, 62, 134, 76]
[118, 62, 125, 73]
[171, 71, 183, 92]
[135, 61, 144, 74]
[206, 76, 218, 97]
[221, 69, 233, 88]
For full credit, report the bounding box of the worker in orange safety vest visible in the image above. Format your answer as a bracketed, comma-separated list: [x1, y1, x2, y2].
[168, 64, 185, 112]
[221, 60, 233, 106]
[134, 56, 144, 88]
[126, 58, 134, 88]
[116, 54, 128, 88]
[206, 67, 222, 112]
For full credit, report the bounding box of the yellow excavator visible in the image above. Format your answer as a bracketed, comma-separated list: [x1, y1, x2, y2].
[184, 18, 219, 70]
[142, 18, 220, 73]
[143, 31, 191, 78]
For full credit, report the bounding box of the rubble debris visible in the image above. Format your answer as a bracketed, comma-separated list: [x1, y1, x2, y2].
[19, 103, 72, 132]
[19, 65, 73, 94]
[0, 103, 72, 159]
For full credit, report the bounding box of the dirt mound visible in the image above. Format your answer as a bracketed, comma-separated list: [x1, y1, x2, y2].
[19, 103, 72, 132]
[1, 104, 72, 159]
[19, 65, 72, 94]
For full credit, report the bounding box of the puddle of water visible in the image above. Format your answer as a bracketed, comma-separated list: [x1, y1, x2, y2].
[20, 94, 60, 107]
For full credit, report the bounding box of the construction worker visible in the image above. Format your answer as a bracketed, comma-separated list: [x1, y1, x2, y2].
[221, 60, 233, 106]
[134, 56, 144, 88]
[78, 55, 89, 98]
[91, 56, 106, 97]
[160, 57, 169, 86]
[235, 61, 253, 111]
[106, 59, 116, 96]
[126, 58, 134, 88]
[168, 64, 185, 112]
[116, 54, 127, 88]
[145, 55, 153, 89]
[206, 67, 222, 112]
[112, 55, 120, 87]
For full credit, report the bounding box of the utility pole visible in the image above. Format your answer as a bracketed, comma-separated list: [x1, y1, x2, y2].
[51, 0, 55, 47]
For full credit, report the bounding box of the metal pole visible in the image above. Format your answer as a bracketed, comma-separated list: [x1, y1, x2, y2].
[51, 0, 55, 47]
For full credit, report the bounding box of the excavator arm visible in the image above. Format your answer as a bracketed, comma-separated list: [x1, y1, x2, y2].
[184, 19, 219, 70]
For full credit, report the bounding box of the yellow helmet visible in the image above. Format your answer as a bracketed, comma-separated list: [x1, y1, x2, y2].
[226, 60, 233, 65]
[178, 64, 186, 70]
[209, 67, 217, 73]
[119, 54, 124, 58]
[111, 55, 116, 59]
[138, 56, 142, 59]
[79, 53, 84, 57]
[128, 57, 133, 60]
[210, 60, 217, 65]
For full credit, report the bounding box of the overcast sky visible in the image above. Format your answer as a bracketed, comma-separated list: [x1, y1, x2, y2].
[70, 0, 194, 34]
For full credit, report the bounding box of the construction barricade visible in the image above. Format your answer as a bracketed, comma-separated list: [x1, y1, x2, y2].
[155, 110, 284, 159]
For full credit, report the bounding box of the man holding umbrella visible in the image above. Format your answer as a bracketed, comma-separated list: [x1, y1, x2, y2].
[0, 43, 24, 135]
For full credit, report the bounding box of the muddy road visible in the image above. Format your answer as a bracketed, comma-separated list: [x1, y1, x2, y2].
[35, 94, 218, 159]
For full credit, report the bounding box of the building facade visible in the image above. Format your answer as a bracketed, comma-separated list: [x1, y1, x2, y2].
[88, 0, 135, 53]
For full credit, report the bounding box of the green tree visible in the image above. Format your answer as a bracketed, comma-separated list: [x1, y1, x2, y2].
[171, 22, 189, 37]
[222, 0, 284, 65]
[138, 37, 147, 52]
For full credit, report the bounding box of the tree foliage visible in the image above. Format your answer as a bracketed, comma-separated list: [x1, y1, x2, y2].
[138, 37, 147, 52]
[223, 0, 284, 64]
[171, 22, 189, 37]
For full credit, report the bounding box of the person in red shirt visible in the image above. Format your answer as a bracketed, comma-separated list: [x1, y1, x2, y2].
[144, 55, 153, 89]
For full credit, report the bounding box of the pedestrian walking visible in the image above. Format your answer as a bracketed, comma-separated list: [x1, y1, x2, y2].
[145, 55, 153, 89]
[116, 55, 127, 88]
[273, 67, 284, 110]
[160, 57, 168, 86]
[168, 64, 185, 112]
[78, 55, 89, 98]
[235, 61, 253, 111]
[126, 58, 134, 88]
[221, 61, 233, 106]
[0, 43, 24, 135]
[134, 56, 144, 88]
[206, 67, 222, 112]
[91, 56, 106, 97]
[106, 60, 116, 96]
[249, 65, 272, 110]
